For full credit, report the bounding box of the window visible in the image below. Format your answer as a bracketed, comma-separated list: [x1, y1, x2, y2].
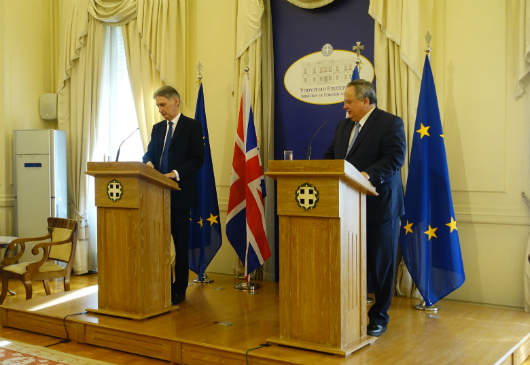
[95, 25, 143, 162]
[86, 25, 142, 270]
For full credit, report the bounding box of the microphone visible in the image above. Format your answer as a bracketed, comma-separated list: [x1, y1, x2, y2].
[115, 127, 140, 162]
[306, 120, 329, 160]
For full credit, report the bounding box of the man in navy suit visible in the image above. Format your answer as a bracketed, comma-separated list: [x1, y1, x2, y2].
[143, 85, 203, 305]
[324, 79, 406, 337]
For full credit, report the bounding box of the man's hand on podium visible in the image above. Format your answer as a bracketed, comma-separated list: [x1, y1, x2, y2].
[163, 171, 177, 180]
[361, 171, 376, 191]
[145, 161, 178, 180]
[361, 171, 370, 180]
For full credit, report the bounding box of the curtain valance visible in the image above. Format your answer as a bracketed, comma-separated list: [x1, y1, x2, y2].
[88, 0, 137, 25]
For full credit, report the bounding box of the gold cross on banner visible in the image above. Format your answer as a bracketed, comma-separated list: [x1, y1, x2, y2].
[352, 41, 364, 58]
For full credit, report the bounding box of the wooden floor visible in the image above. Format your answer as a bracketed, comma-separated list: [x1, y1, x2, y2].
[0, 275, 165, 364]
[0, 274, 529, 365]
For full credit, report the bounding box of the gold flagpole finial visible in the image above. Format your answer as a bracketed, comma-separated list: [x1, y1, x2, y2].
[425, 31, 432, 55]
[352, 41, 364, 66]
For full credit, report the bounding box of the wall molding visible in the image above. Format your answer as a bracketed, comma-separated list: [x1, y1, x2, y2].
[218, 186, 530, 226]
[456, 213, 530, 226]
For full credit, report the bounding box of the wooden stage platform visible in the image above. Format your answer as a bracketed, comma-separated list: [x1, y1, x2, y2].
[0, 274, 528, 364]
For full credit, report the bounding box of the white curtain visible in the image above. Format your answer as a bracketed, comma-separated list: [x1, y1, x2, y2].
[57, 4, 107, 270]
[84, 26, 144, 271]
[96, 26, 142, 163]
[122, 0, 187, 149]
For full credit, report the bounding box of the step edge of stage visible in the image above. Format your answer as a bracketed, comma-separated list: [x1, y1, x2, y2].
[267, 335, 377, 357]
[0, 306, 288, 358]
[85, 305, 178, 320]
[0, 307, 312, 364]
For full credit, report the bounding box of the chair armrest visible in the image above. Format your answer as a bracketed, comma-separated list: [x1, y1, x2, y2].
[27, 237, 73, 273]
[1, 234, 52, 266]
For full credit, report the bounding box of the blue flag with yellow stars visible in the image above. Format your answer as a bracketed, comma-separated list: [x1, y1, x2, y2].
[188, 83, 222, 277]
[400, 55, 465, 306]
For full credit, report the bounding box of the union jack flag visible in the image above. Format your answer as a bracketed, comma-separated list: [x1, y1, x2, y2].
[226, 74, 271, 277]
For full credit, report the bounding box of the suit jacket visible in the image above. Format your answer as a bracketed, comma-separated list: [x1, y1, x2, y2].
[324, 108, 406, 223]
[143, 114, 204, 212]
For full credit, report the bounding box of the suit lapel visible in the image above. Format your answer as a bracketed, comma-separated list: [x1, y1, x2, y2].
[347, 108, 378, 157]
[340, 121, 354, 158]
[169, 115, 186, 148]
[157, 122, 166, 143]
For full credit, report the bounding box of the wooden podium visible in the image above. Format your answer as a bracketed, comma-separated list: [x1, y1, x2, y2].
[86, 162, 180, 320]
[266, 160, 378, 356]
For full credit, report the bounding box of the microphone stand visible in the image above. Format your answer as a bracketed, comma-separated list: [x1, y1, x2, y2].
[115, 127, 140, 162]
[306, 120, 329, 160]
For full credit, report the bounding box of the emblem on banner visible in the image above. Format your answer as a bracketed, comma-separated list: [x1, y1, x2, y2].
[321, 43, 334, 56]
[295, 183, 319, 210]
[107, 179, 123, 202]
[284, 43, 375, 105]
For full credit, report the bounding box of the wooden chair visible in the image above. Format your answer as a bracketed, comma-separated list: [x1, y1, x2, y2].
[0, 217, 78, 304]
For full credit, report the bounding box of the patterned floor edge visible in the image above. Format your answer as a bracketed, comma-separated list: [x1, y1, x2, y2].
[0, 337, 112, 365]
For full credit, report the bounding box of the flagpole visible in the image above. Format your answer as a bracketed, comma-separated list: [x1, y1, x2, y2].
[191, 61, 215, 285]
[413, 31, 439, 313]
[347, 42, 363, 117]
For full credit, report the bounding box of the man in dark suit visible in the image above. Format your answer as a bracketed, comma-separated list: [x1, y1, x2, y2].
[324, 79, 406, 337]
[143, 85, 204, 305]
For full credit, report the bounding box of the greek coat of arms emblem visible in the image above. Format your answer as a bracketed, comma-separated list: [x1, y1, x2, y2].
[107, 179, 123, 202]
[295, 183, 319, 210]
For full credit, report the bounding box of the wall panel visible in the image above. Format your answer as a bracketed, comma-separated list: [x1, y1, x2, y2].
[0, 0, 55, 234]
[447, 222, 528, 307]
[433, 0, 529, 307]
[441, 0, 506, 193]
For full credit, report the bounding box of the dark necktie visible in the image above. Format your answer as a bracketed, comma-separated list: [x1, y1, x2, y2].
[346, 121, 360, 156]
[160, 121, 173, 173]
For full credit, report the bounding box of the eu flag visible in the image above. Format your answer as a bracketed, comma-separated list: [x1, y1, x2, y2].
[188, 83, 222, 277]
[400, 55, 465, 306]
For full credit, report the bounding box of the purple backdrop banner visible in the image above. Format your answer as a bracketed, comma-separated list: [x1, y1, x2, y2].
[271, 0, 374, 160]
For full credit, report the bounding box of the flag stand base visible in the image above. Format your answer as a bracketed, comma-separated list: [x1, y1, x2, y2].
[414, 301, 439, 313]
[234, 281, 260, 294]
[193, 273, 214, 284]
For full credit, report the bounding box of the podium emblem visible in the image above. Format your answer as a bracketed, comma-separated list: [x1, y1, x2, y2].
[295, 183, 319, 210]
[107, 179, 123, 202]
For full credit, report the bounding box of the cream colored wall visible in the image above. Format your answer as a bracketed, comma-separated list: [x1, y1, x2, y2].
[431, 0, 529, 307]
[0, 0, 56, 235]
[184, 0, 239, 276]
